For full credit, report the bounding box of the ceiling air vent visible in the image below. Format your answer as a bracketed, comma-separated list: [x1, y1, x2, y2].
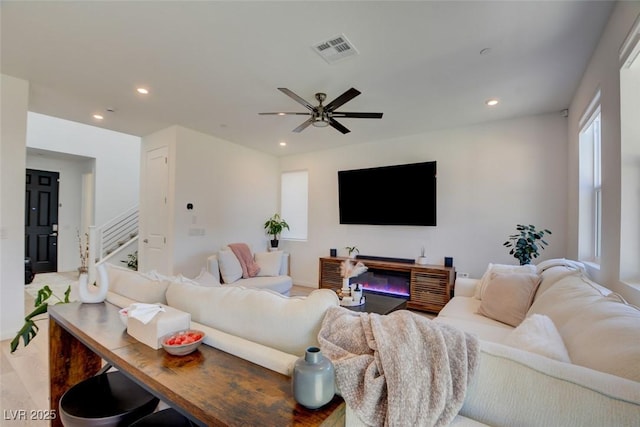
[312, 34, 359, 64]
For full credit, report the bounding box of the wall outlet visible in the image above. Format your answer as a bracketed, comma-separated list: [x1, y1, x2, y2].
[188, 228, 205, 236]
[458, 272, 469, 278]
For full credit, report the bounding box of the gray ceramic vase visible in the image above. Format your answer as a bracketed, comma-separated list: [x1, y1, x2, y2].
[292, 346, 335, 409]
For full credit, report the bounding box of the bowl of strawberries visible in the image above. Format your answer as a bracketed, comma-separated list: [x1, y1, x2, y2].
[160, 329, 205, 356]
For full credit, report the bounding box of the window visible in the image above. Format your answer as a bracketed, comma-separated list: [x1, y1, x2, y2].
[619, 30, 640, 285]
[280, 170, 308, 240]
[578, 97, 602, 265]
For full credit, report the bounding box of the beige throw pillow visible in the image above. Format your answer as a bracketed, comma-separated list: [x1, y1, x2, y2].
[475, 263, 537, 300]
[477, 272, 541, 327]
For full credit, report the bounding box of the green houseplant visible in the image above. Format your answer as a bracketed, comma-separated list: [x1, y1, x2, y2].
[11, 285, 70, 353]
[264, 213, 290, 249]
[121, 250, 138, 270]
[345, 246, 359, 258]
[503, 224, 552, 265]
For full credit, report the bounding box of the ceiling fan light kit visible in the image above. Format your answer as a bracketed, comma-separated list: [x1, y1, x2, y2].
[260, 87, 383, 134]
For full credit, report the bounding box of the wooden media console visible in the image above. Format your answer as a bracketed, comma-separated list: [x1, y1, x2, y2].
[319, 256, 455, 313]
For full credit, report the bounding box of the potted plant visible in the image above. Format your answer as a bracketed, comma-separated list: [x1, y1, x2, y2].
[345, 246, 359, 258]
[503, 224, 552, 265]
[11, 285, 70, 353]
[264, 213, 290, 249]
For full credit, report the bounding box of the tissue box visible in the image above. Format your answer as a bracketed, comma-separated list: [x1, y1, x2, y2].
[127, 305, 191, 350]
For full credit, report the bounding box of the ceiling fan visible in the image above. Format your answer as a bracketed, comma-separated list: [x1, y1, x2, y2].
[259, 87, 383, 134]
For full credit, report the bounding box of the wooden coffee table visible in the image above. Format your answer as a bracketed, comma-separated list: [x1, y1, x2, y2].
[344, 291, 407, 315]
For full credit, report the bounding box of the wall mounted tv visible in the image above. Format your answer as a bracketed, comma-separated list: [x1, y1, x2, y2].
[338, 161, 437, 226]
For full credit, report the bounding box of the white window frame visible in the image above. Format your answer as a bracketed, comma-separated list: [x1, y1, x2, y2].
[280, 170, 308, 241]
[578, 95, 602, 266]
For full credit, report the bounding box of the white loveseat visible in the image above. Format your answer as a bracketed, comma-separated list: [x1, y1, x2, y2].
[433, 259, 640, 426]
[206, 248, 292, 295]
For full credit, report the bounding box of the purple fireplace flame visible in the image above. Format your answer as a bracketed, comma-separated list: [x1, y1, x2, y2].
[351, 269, 410, 299]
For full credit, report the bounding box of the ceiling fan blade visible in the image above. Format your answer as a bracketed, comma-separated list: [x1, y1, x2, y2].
[259, 112, 311, 116]
[278, 88, 315, 111]
[332, 112, 383, 119]
[329, 118, 351, 134]
[325, 88, 361, 111]
[293, 117, 315, 133]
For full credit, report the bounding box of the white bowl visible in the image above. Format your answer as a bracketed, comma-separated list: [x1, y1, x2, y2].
[160, 329, 205, 356]
[118, 307, 129, 326]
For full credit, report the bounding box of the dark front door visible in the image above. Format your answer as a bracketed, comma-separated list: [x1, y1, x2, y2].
[25, 169, 59, 273]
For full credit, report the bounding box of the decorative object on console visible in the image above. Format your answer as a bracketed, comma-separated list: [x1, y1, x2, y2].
[127, 304, 191, 350]
[345, 245, 359, 258]
[503, 224, 552, 265]
[417, 246, 428, 265]
[78, 262, 109, 303]
[263, 213, 290, 249]
[292, 346, 336, 409]
[76, 229, 89, 276]
[338, 259, 367, 307]
[161, 329, 205, 356]
[444, 256, 453, 267]
[330, 248, 337, 257]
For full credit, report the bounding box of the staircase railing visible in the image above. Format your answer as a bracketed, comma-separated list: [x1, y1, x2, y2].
[88, 205, 139, 283]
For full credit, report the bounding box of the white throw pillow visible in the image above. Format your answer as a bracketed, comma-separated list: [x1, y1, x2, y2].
[503, 314, 571, 363]
[217, 248, 243, 283]
[193, 268, 221, 286]
[475, 263, 537, 300]
[255, 251, 283, 277]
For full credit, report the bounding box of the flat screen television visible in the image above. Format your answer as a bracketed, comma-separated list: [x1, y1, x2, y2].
[338, 161, 437, 226]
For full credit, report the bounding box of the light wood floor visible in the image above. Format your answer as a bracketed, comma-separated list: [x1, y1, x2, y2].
[0, 276, 431, 426]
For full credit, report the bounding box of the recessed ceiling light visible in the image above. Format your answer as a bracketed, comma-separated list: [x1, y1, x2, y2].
[93, 114, 104, 120]
[277, 113, 286, 116]
[485, 98, 499, 106]
[136, 87, 149, 95]
[279, 141, 287, 147]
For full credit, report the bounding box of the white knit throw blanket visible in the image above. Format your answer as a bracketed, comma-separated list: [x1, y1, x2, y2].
[318, 307, 479, 427]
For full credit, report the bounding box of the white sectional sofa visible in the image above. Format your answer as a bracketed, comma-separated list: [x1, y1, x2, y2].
[102, 259, 640, 426]
[434, 259, 640, 426]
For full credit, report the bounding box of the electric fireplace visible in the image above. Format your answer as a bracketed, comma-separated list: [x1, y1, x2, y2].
[352, 268, 410, 299]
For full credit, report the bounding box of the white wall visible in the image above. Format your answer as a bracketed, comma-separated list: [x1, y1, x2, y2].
[280, 113, 568, 286]
[140, 126, 280, 278]
[567, 1, 640, 304]
[26, 113, 141, 226]
[26, 113, 141, 272]
[0, 74, 28, 340]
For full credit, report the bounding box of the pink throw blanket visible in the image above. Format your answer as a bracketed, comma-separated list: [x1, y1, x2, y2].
[228, 243, 260, 278]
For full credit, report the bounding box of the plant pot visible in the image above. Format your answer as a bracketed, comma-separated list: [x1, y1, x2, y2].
[270, 239, 279, 248]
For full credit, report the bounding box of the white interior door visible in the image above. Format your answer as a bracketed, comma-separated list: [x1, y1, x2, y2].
[141, 146, 170, 274]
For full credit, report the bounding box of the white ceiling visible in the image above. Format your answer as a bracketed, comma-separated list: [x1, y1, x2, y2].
[1, 1, 614, 157]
